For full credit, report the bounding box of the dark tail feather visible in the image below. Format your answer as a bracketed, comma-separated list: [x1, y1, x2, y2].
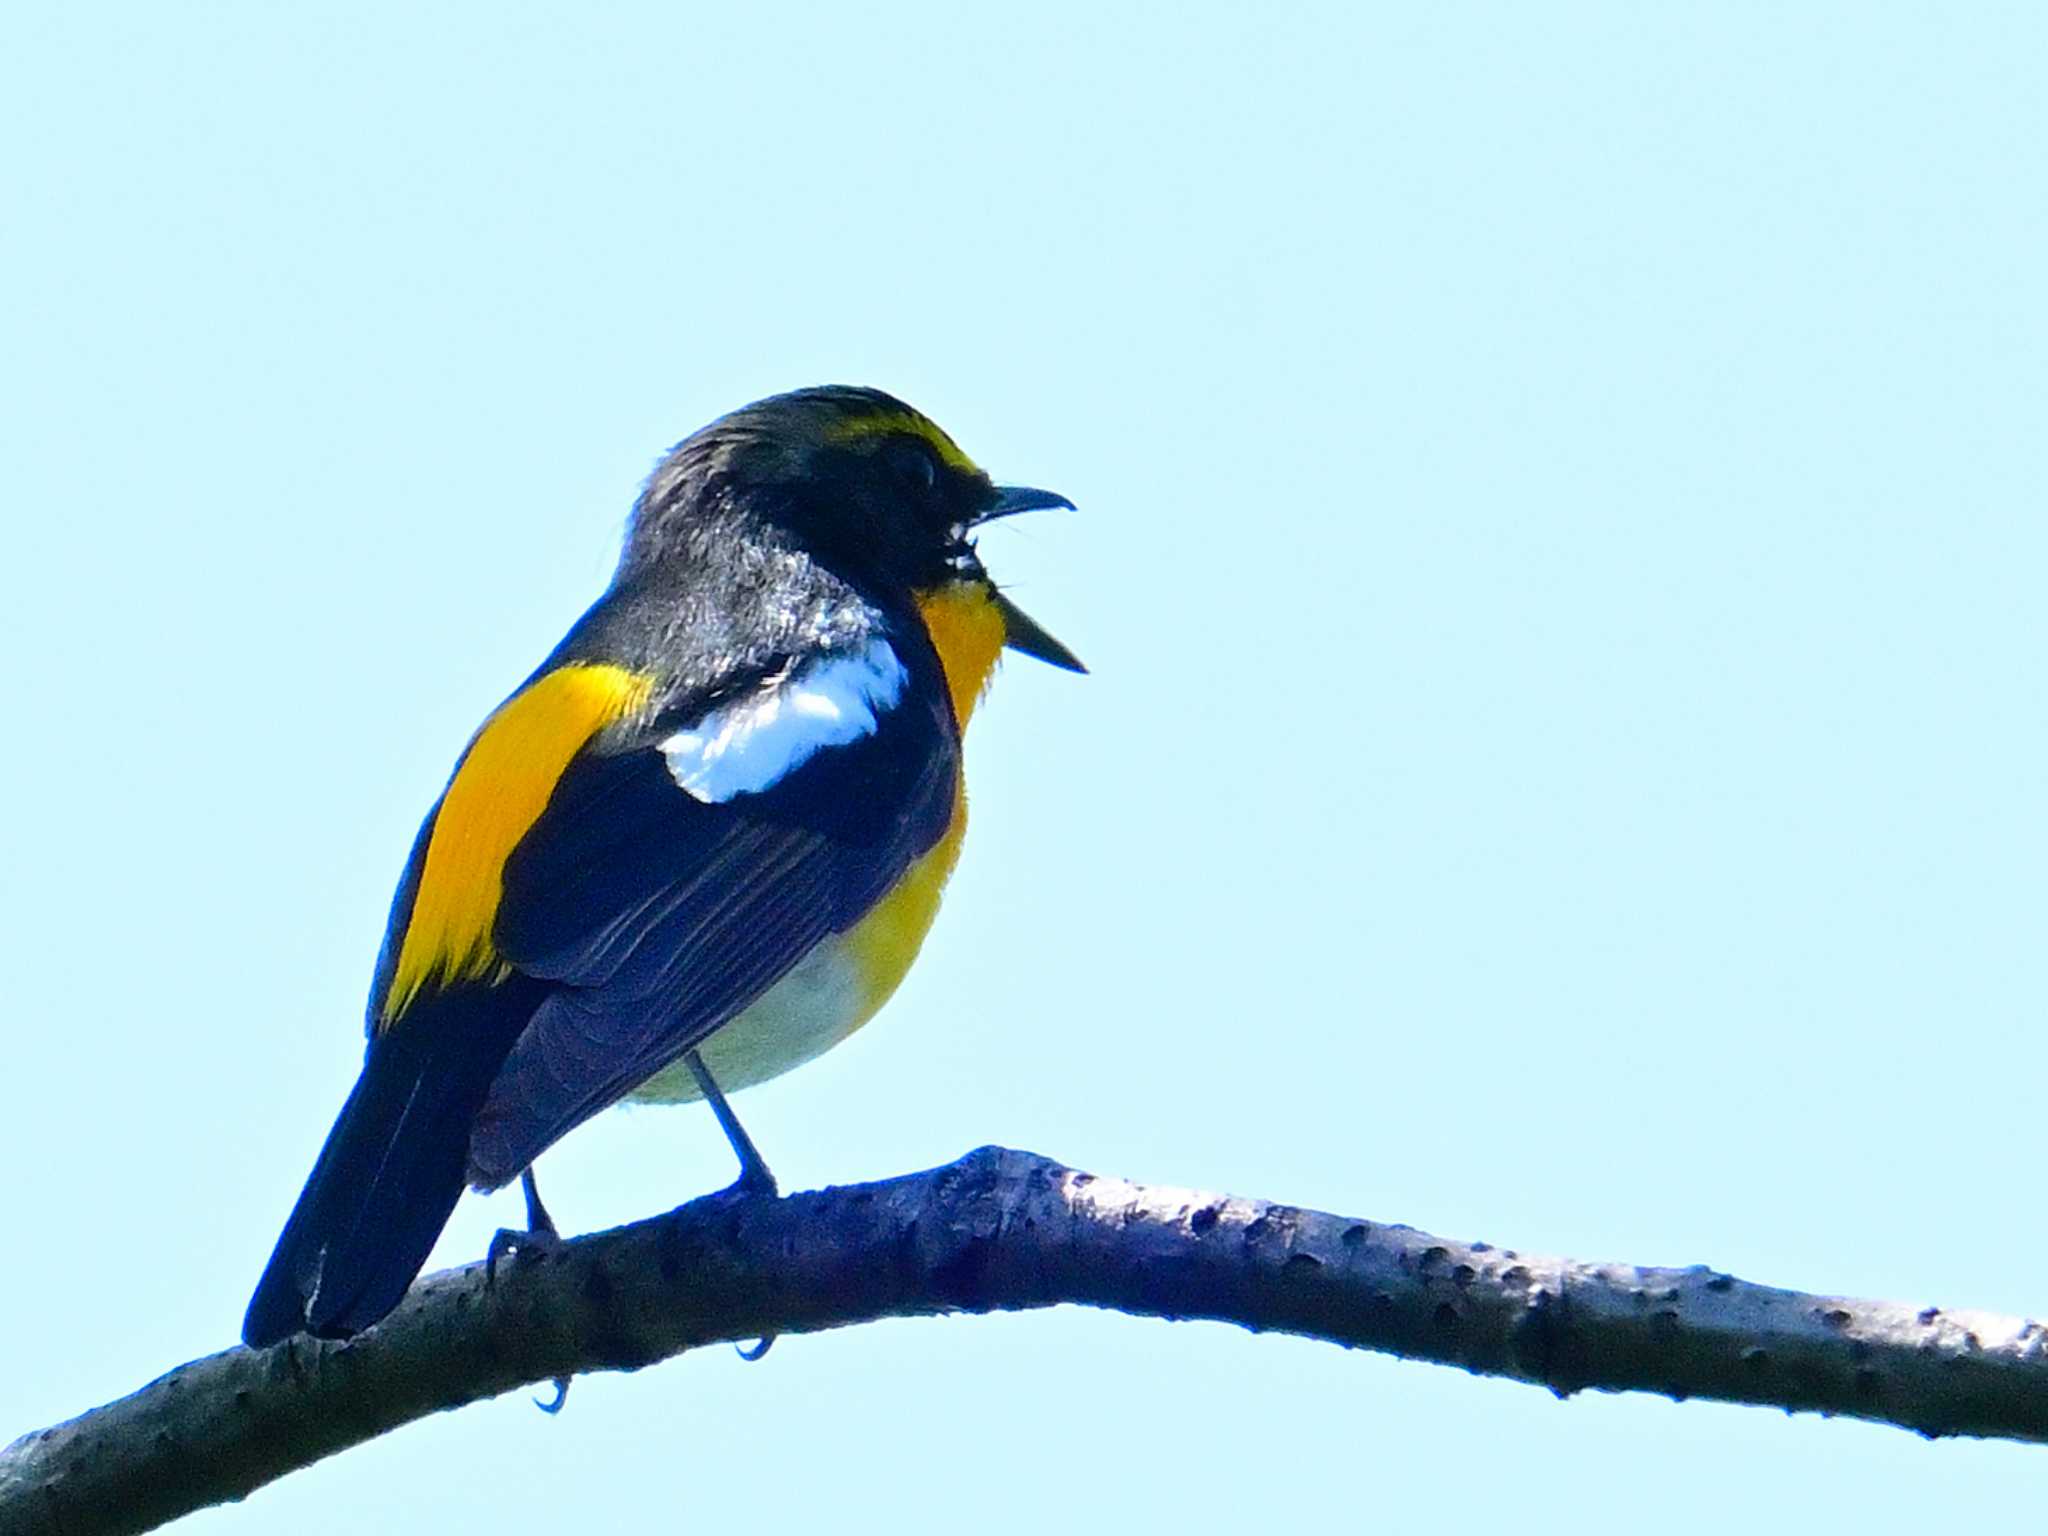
[242, 985, 541, 1347]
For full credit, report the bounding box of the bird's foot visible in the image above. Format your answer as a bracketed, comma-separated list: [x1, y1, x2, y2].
[671, 1170, 779, 1360]
[487, 1165, 566, 1286]
[485, 1222, 563, 1286]
[680, 1166, 780, 1221]
[485, 1192, 574, 1410]
[712, 1170, 778, 1360]
[727, 1162, 780, 1202]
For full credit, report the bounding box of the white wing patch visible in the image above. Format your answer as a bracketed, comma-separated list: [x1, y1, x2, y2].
[660, 639, 908, 803]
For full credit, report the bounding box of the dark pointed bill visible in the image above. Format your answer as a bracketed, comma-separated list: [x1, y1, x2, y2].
[976, 484, 1084, 672]
[979, 483, 1077, 522]
[993, 589, 1086, 673]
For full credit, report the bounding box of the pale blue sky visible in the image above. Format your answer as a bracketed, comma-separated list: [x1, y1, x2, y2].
[5, 4, 2044, 1530]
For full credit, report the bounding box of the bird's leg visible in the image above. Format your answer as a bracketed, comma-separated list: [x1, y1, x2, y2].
[685, 1048, 778, 1196]
[683, 1048, 779, 1361]
[484, 1167, 574, 1410]
[521, 1166, 560, 1239]
[486, 1166, 564, 1283]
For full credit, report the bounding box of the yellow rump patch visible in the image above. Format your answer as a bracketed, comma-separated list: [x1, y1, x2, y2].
[380, 663, 653, 1027]
[826, 409, 982, 478]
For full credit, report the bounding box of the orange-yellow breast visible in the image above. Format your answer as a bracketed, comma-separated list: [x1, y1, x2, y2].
[380, 664, 652, 1026]
[839, 580, 1007, 1004]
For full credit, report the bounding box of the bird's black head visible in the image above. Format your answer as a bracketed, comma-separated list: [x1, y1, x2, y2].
[625, 386, 1082, 671]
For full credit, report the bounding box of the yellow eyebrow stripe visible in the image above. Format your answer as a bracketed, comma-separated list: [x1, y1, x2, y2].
[826, 410, 982, 477]
[380, 663, 653, 1027]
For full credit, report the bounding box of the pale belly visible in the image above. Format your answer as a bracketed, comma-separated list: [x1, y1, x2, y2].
[627, 930, 873, 1102]
[625, 792, 968, 1104]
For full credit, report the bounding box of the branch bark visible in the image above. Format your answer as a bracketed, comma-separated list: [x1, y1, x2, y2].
[6, 1145, 2045, 1535]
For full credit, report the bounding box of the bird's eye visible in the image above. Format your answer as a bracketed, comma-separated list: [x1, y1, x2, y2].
[890, 442, 939, 494]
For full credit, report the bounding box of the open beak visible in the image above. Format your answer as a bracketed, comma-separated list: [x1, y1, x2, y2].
[992, 589, 1086, 673]
[979, 484, 1086, 674]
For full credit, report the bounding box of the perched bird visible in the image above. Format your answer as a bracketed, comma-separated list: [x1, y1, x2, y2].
[243, 386, 1081, 1347]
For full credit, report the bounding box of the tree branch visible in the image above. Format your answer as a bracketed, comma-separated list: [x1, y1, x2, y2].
[6, 1146, 2045, 1534]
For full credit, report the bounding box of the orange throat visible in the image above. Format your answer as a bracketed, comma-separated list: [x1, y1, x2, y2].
[836, 580, 1010, 1011]
[913, 580, 1009, 727]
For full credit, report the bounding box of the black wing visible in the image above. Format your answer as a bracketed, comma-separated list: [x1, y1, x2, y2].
[466, 639, 957, 1188]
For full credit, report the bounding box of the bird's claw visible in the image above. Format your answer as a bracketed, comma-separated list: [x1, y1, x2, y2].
[486, 1223, 563, 1286]
[535, 1375, 573, 1413]
[731, 1164, 780, 1201]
